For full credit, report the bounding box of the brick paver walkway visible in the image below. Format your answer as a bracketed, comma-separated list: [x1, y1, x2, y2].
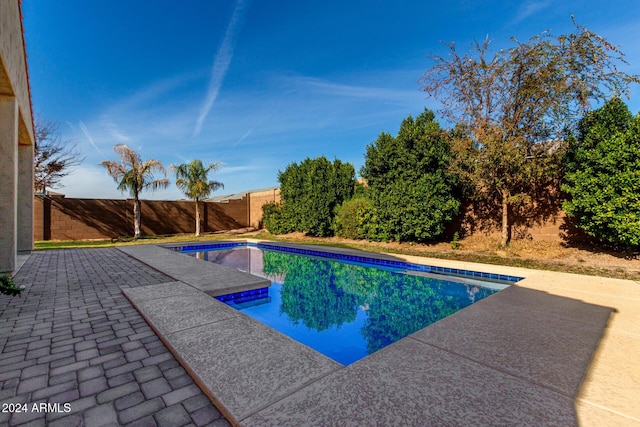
[0, 248, 231, 427]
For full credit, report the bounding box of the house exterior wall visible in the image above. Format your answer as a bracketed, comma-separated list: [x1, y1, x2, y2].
[0, 0, 34, 145]
[0, 0, 34, 274]
[17, 143, 34, 251]
[0, 97, 19, 271]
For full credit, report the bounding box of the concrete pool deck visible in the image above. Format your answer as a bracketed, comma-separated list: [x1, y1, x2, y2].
[120, 241, 640, 426]
[118, 245, 270, 297]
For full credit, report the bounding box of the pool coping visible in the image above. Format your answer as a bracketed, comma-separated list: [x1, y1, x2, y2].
[119, 240, 640, 426]
[118, 244, 271, 297]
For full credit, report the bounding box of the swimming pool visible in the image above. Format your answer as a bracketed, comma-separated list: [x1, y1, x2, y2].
[180, 243, 518, 365]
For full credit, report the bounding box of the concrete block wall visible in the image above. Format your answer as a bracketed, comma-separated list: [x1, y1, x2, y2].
[248, 188, 281, 228]
[213, 198, 250, 228]
[33, 190, 571, 242]
[51, 198, 129, 240]
[34, 196, 247, 241]
[523, 213, 567, 241]
[33, 195, 44, 240]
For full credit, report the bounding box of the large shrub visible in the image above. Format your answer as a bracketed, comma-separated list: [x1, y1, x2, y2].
[333, 196, 377, 240]
[265, 156, 355, 237]
[562, 98, 640, 247]
[360, 109, 460, 242]
[262, 202, 295, 234]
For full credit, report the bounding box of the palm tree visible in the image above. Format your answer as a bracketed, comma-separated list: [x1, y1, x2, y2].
[100, 144, 169, 238]
[172, 160, 224, 236]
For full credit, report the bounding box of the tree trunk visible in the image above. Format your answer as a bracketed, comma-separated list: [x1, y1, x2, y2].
[195, 199, 201, 237]
[133, 197, 141, 239]
[501, 189, 510, 246]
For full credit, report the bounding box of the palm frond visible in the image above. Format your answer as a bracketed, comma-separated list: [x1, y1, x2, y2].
[172, 159, 224, 200]
[101, 145, 169, 196]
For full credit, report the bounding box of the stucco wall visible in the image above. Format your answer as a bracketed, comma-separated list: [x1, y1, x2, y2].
[0, 0, 34, 145]
[0, 0, 34, 273]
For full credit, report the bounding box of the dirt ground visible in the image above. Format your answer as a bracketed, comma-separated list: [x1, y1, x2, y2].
[242, 230, 640, 279]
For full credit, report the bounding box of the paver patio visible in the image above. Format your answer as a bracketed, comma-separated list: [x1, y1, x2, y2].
[0, 248, 230, 427]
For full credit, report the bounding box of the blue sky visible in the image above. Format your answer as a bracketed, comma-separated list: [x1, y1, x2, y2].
[23, 0, 640, 200]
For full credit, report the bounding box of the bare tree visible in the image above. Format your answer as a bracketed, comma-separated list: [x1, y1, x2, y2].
[34, 118, 84, 193]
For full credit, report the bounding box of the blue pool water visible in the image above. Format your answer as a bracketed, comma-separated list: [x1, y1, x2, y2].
[182, 244, 515, 365]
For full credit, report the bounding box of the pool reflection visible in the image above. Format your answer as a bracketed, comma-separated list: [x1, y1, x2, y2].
[195, 248, 498, 365]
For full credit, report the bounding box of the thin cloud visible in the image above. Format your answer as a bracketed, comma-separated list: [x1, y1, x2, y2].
[78, 74, 202, 149]
[511, 0, 552, 25]
[114, 72, 200, 111]
[193, 0, 247, 137]
[79, 121, 105, 156]
[287, 75, 422, 105]
[217, 164, 260, 174]
[100, 116, 131, 143]
[59, 164, 184, 200]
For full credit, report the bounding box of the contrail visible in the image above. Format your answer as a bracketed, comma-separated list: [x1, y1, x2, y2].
[233, 128, 252, 146]
[79, 121, 105, 156]
[193, 0, 247, 137]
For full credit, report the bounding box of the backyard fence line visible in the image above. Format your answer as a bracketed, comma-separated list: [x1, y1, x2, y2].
[34, 188, 280, 240]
